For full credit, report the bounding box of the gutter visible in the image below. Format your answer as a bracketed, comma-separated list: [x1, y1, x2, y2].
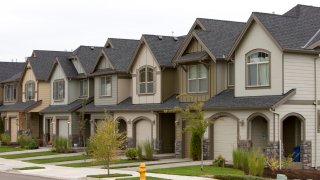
[269, 108, 281, 169]
[314, 55, 320, 169]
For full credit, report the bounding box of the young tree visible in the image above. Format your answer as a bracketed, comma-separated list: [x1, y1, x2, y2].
[88, 114, 125, 175]
[79, 99, 88, 147]
[166, 94, 211, 171]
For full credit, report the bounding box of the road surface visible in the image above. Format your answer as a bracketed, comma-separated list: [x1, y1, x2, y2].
[0, 172, 59, 180]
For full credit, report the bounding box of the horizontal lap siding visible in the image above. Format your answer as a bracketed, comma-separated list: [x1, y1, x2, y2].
[94, 75, 117, 105]
[31, 82, 50, 112]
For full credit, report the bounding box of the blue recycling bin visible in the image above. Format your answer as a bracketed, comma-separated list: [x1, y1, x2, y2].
[293, 146, 300, 162]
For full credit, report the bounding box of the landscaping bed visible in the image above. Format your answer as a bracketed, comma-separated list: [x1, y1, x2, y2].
[264, 168, 320, 180]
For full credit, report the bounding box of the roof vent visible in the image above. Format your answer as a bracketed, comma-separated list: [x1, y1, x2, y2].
[158, 35, 163, 40]
[90, 46, 95, 50]
[173, 37, 178, 41]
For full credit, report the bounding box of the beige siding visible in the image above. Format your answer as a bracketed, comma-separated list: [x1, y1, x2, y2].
[284, 53, 316, 100]
[161, 68, 177, 101]
[50, 64, 68, 105]
[68, 79, 79, 103]
[31, 82, 50, 112]
[185, 38, 204, 53]
[71, 59, 84, 74]
[97, 56, 113, 70]
[234, 21, 283, 97]
[22, 62, 38, 102]
[94, 75, 118, 105]
[216, 61, 228, 94]
[117, 77, 131, 103]
[131, 44, 161, 104]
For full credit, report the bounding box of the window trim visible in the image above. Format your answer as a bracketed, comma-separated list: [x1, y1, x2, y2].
[4, 83, 17, 103]
[79, 79, 89, 98]
[100, 76, 112, 97]
[245, 49, 271, 89]
[53, 79, 65, 102]
[25, 80, 36, 101]
[137, 65, 155, 95]
[187, 64, 209, 94]
[227, 61, 235, 87]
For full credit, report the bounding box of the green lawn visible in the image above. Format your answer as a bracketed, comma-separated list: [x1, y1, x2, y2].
[116, 177, 169, 180]
[13, 166, 45, 170]
[0, 151, 58, 159]
[25, 155, 89, 164]
[87, 173, 131, 178]
[149, 165, 244, 177]
[0, 146, 24, 153]
[59, 159, 141, 167]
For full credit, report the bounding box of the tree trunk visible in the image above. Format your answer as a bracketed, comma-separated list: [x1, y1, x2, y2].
[201, 135, 204, 171]
[107, 157, 110, 175]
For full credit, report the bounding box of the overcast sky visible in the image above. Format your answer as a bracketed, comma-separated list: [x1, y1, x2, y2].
[1, 0, 319, 62]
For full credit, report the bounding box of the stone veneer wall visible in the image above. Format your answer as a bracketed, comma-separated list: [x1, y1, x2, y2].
[265, 141, 281, 159]
[127, 137, 134, 148]
[301, 141, 312, 169]
[203, 138, 210, 160]
[238, 140, 251, 150]
[175, 139, 182, 158]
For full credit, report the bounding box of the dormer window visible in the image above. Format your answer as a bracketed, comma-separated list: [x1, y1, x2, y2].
[80, 79, 88, 97]
[246, 50, 270, 88]
[138, 66, 155, 94]
[188, 64, 208, 93]
[100, 76, 111, 97]
[4, 84, 16, 102]
[53, 79, 65, 101]
[25, 81, 35, 101]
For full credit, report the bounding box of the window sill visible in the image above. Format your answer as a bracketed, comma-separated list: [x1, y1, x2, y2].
[245, 85, 271, 90]
[100, 95, 112, 98]
[187, 91, 208, 95]
[53, 99, 64, 102]
[137, 92, 156, 96]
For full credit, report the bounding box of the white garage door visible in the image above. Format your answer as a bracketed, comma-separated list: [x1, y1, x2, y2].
[214, 117, 237, 162]
[136, 120, 152, 146]
[58, 120, 68, 138]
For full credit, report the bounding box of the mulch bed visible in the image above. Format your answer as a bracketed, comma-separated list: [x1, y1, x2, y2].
[264, 168, 320, 180]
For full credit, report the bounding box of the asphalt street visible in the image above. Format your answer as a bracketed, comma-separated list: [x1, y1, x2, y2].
[0, 172, 59, 180]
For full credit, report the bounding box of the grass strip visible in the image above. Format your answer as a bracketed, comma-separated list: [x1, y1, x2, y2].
[116, 177, 169, 180]
[0, 146, 24, 153]
[25, 155, 89, 164]
[59, 159, 141, 167]
[13, 166, 45, 170]
[0, 151, 58, 159]
[87, 173, 131, 178]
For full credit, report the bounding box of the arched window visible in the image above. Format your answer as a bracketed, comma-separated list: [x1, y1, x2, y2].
[138, 66, 154, 94]
[25, 81, 35, 101]
[246, 50, 270, 87]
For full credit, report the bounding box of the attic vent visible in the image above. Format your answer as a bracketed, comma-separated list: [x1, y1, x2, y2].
[158, 35, 163, 40]
[90, 46, 95, 50]
[173, 37, 178, 41]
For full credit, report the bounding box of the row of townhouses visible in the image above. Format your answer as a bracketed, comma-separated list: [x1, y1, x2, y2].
[0, 4, 320, 169]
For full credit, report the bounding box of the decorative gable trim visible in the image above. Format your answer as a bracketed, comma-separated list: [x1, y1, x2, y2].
[91, 50, 115, 73]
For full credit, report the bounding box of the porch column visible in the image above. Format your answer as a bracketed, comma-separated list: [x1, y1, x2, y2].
[175, 114, 183, 158]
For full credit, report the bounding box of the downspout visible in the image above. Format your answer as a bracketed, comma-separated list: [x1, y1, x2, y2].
[314, 55, 320, 169]
[269, 108, 281, 169]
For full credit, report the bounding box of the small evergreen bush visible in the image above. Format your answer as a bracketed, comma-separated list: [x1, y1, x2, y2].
[213, 155, 226, 167]
[1, 133, 11, 145]
[125, 148, 137, 160]
[18, 135, 38, 149]
[190, 131, 201, 160]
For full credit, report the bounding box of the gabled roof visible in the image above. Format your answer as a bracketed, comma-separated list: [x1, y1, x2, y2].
[0, 62, 25, 83]
[1, 72, 23, 83]
[128, 35, 185, 70]
[56, 56, 78, 79]
[229, 4, 320, 57]
[203, 89, 296, 110]
[0, 100, 41, 112]
[28, 50, 72, 81]
[173, 18, 245, 63]
[40, 98, 93, 113]
[92, 38, 139, 74]
[71, 46, 103, 74]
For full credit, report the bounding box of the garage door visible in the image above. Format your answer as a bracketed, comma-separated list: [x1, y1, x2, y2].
[10, 118, 18, 143]
[58, 120, 68, 138]
[214, 117, 237, 162]
[136, 119, 152, 146]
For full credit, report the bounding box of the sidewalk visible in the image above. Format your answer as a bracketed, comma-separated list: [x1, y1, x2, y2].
[17, 152, 84, 161]
[0, 158, 214, 180]
[0, 147, 51, 156]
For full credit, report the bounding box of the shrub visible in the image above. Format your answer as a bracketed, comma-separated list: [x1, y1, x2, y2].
[137, 145, 143, 160]
[125, 148, 137, 160]
[53, 137, 71, 153]
[213, 155, 226, 167]
[266, 157, 279, 171]
[143, 140, 153, 160]
[1, 133, 11, 145]
[190, 131, 201, 160]
[18, 135, 39, 149]
[247, 149, 265, 177]
[282, 154, 293, 169]
[214, 174, 265, 180]
[233, 148, 248, 172]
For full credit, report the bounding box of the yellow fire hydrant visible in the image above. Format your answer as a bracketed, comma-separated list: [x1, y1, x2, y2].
[138, 163, 146, 180]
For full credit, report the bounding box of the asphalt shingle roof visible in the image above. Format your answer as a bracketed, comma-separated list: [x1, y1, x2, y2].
[0, 62, 25, 83]
[1, 72, 23, 83]
[253, 4, 320, 50]
[203, 89, 296, 110]
[72, 46, 103, 74]
[177, 51, 209, 64]
[29, 50, 72, 81]
[142, 35, 185, 67]
[41, 98, 93, 113]
[0, 101, 40, 112]
[56, 56, 78, 78]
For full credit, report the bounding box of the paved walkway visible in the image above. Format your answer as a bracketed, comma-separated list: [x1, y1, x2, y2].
[0, 158, 214, 180]
[0, 147, 51, 156]
[17, 152, 85, 161]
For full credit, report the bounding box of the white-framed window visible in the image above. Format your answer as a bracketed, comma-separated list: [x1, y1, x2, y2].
[4, 84, 16, 102]
[246, 51, 270, 87]
[228, 62, 235, 86]
[53, 79, 65, 101]
[138, 66, 154, 94]
[100, 76, 111, 97]
[80, 79, 88, 97]
[25, 81, 35, 101]
[188, 64, 208, 93]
